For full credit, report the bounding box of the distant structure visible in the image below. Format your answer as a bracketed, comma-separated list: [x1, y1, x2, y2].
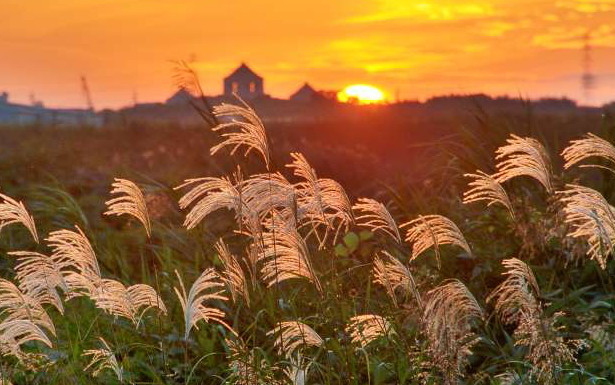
[582, 32, 595, 104]
[81, 75, 95, 111]
[223, 63, 264, 100]
[0, 91, 101, 126]
[166, 88, 194, 105]
[290, 83, 319, 103]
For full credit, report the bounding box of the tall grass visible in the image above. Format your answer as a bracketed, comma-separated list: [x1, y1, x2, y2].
[0, 95, 613, 385]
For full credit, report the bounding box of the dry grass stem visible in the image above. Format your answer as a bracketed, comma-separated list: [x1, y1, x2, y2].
[494, 134, 553, 193]
[463, 171, 515, 220]
[353, 198, 401, 242]
[267, 321, 323, 357]
[401, 214, 471, 268]
[174, 268, 230, 339]
[211, 98, 270, 168]
[423, 279, 483, 385]
[346, 314, 393, 348]
[562, 133, 615, 172]
[105, 178, 152, 237]
[0, 193, 38, 243]
[558, 184, 615, 269]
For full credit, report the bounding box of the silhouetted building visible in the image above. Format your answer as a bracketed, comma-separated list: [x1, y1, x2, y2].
[223, 63, 264, 100]
[166, 88, 194, 105]
[290, 83, 319, 103]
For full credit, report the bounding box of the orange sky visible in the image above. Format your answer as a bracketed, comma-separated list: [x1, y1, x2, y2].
[2, 0, 614, 108]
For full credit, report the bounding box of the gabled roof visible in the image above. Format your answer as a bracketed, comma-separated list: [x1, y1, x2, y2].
[224, 63, 263, 81]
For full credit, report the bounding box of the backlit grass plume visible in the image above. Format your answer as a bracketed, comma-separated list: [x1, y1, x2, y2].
[215, 239, 250, 306]
[494, 134, 553, 193]
[174, 268, 230, 339]
[423, 279, 483, 385]
[346, 314, 393, 348]
[353, 198, 401, 243]
[84, 337, 124, 382]
[0, 279, 56, 336]
[0, 193, 38, 243]
[105, 178, 152, 237]
[287, 152, 354, 246]
[372, 251, 421, 308]
[211, 98, 270, 168]
[561, 133, 615, 172]
[92, 279, 166, 326]
[242, 172, 298, 221]
[267, 321, 323, 357]
[558, 184, 615, 269]
[46, 226, 101, 287]
[259, 213, 322, 293]
[463, 170, 515, 220]
[176, 176, 252, 230]
[401, 214, 471, 268]
[487, 258, 586, 384]
[0, 320, 53, 361]
[8, 251, 66, 314]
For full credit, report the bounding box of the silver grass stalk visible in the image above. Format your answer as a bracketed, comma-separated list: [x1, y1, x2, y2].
[211, 98, 270, 168]
[423, 279, 483, 385]
[266, 321, 324, 357]
[0, 279, 56, 336]
[259, 212, 322, 293]
[494, 134, 553, 193]
[215, 239, 250, 307]
[104, 178, 152, 237]
[173, 268, 230, 339]
[84, 337, 124, 382]
[372, 251, 422, 308]
[487, 258, 586, 384]
[561, 133, 615, 172]
[0, 320, 52, 361]
[8, 251, 66, 314]
[345, 314, 393, 348]
[353, 198, 401, 243]
[0, 193, 38, 243]
[463, 171, 515, 220]
[92, 279, 166, 326]
[401, 214, 471, 268]
[286, 152, 354, 247]
[486, 258, 540, 325]
[46, 226, 101, 288]
[557, 184, 615, 269]
[242, 172, 299, 221]
[175, 176, 254, 230]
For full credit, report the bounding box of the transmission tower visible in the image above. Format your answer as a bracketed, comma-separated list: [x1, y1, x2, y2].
[581, 32, 595, 104]
[81, 75, 95, 111]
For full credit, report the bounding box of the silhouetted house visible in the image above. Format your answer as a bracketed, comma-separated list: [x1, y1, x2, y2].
[290, 83, 319, 103]
[223, 63, 264, 100]
[166, 88, 195, 105]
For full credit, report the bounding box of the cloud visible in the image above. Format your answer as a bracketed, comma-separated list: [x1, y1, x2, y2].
[346, 0, 495, 23]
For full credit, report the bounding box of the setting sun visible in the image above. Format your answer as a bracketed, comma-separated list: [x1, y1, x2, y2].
[337, 84, 386, 104]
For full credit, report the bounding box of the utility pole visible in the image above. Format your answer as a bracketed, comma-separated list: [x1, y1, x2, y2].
[581, 32, 595, 105]
[81, 75, 95, 112]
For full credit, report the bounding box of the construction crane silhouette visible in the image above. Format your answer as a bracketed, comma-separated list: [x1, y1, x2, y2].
[81, 75, 95, 111]
[581, 32, 595, 105]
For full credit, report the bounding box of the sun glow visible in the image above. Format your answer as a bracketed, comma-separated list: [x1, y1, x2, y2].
[338, 84, 386, 104]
